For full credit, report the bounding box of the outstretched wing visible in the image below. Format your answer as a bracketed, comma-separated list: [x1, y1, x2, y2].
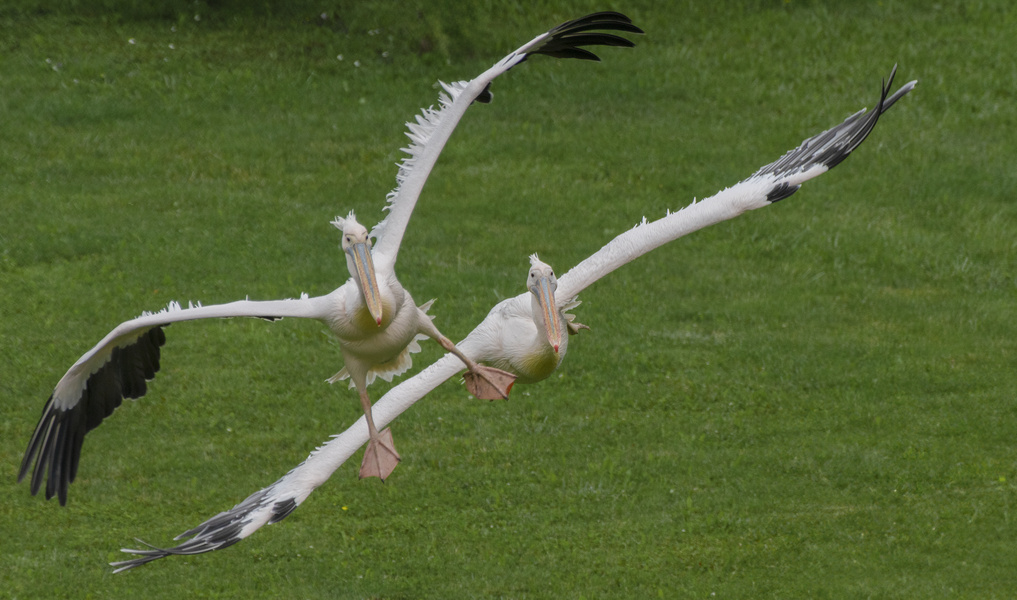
[370, 12, 642, 267]
[111, 65, 919, 572]
[19, 293, 339, 506]
[111, 350, 468, 572]
[556, 66, 918, 301]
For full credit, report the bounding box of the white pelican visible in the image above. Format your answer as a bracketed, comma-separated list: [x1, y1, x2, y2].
[111, 67, 916, 572]
[18, 12, 644, 503]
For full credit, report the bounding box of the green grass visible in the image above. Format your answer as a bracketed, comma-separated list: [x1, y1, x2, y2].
[2, 0, 1015, 597]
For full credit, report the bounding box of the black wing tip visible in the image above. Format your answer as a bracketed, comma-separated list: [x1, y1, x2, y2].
[879, 64, 917, 115]
[112, 528, 246, 573]
[19, 399, 75, 506]
[822, 64, 916, 170]
[475, 82, 494, 104]
[539, 47, 603, 61]
[555, 11, 645, 34]
[766, 182, 801, 203]
[20, 324, 168, 506]
[111, 540, 171, 573]
[111, 487, 294, 571]
[269, 498, 299, 524]
[530, 11, 643, 62]
[756, 64, 916, 179]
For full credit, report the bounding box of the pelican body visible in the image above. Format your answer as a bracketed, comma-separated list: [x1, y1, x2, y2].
[476, 256, 576, 384]
[327, 213, 515, 479]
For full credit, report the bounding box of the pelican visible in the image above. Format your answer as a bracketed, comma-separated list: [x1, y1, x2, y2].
[18, 12, 644, 503]
[325, 211, 517, 480]
[111, 67, 916, 572]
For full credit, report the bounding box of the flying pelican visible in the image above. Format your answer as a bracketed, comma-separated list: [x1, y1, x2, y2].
[18, 12, 644, 503]
[111, 67, 917, 572]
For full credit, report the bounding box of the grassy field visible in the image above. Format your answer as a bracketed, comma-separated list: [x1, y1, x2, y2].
[1, 0, 1015, 597]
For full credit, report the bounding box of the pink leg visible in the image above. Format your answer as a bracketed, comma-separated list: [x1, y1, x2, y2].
[432, 335, 516, 401]
[356, 385, 400, 480]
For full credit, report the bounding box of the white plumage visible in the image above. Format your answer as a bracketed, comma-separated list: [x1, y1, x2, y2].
[111, 66, 916, 572]
[20, 12, 642, 504]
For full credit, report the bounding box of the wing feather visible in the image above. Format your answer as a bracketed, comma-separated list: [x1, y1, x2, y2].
[20, 293, 338, 505]
[111, 351, 469, 572]
[370, 12, 641, 266]
[557, 67, 917, 301]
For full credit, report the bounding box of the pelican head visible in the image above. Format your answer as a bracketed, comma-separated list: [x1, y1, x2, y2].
[332, 212, 383, 326]
[527, 254, 564, 354]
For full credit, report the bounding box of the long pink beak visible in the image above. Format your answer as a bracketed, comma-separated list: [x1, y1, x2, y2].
[532, 276, 563, 354]
[348, 242, 383, 325]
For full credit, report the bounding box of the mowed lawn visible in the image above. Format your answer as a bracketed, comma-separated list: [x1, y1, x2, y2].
[1, 1, 1014, 598]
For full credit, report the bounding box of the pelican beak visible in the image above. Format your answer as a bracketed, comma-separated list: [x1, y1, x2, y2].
[347, 242, 383, 325]
[532, 276, 563, 354]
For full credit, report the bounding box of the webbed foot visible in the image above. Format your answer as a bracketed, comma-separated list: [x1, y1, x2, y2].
[566, 316, 590, 335]
[359, 428, 401, 481]
[464, 365, 516, 401]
